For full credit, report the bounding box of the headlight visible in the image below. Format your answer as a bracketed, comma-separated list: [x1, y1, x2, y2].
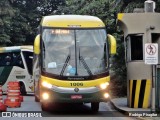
[100, 82, 109, 90]
[42, 92, 49, 100]
[42, 81, 52, 89]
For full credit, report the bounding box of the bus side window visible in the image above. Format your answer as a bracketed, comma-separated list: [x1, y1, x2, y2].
[5, 55, 12, 65]
[14, 52, 24, 68]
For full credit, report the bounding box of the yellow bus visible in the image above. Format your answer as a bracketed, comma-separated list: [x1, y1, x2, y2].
[33, 15, 116, 112]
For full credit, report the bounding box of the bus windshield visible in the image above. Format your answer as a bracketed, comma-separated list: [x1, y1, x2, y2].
[0, 51, 24, 68]
[42, 28, 107, 76]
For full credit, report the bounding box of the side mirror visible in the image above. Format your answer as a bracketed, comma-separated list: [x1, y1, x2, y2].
[34, 34, 40, 54]
[107, 34, 116, 54]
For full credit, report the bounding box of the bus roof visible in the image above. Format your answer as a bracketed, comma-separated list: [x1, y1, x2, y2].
[0, 46, 33, 53]
[41, 15, 105, 28]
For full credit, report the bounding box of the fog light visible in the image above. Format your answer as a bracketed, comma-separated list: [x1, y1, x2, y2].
[42, 93, 49, 100]
[104, 93, 109, 98]
[100, 82, 109, 90]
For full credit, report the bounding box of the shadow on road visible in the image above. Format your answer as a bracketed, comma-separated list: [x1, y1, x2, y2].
[41, 103, 124, 117]
[42, 103, 103, 117]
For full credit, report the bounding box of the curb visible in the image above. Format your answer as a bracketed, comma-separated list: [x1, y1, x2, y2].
[110, 100, 129, 115]
[110, 100, 148, 120]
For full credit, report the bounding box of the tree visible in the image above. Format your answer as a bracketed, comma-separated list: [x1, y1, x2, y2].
[9, 0, 65, 45]
[0, 0, 15, 46]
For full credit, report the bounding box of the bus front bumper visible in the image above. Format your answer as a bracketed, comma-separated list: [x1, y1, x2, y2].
[40, 86, 110, 103]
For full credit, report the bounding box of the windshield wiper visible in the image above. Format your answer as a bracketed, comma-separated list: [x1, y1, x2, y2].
[79, 50, 93, 76]
[60, 55, 70, 76]
[42, 41, 45, 58]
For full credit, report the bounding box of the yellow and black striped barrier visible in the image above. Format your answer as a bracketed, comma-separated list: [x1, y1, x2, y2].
[129, 79, 151, 108]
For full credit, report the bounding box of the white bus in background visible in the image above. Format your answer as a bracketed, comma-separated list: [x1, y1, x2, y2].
[0, 46, 33, 95]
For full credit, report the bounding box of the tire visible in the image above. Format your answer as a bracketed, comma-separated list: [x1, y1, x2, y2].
[41, 103, 47, 111]
[35, 95, 40, 102]
[91, 102, 99, 112]
[41, 102, 50, 111]
[77, 103, 83, 105]
[20, 82, 27, 95]
[41, 102, 57, 111]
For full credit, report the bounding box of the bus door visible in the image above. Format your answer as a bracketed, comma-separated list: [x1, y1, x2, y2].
[21, 50, 34, 92]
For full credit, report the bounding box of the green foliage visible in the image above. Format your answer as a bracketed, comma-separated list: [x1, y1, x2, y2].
[156, 0, 160, 12]
[10, 0, 65, 45]
[0, 0, 65, 46]
[0, 0, 15, 46]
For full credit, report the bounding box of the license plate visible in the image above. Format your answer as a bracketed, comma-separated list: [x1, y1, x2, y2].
[71, 95, 82, 99]
[11, 99, 15, 102]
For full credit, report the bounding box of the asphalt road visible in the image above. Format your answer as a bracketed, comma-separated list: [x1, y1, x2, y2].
[0, 95, 138, 120]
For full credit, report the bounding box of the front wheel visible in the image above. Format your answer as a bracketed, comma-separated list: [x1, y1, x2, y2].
[91, 102, 99, 112]
[41, 102, 49, 111]
[35, 95, 40, 102]
[20, 82, 27, 95]
[41, 102, 54, 111]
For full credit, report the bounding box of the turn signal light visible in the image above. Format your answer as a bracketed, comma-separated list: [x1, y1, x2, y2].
[42, 81, 52, 89]
[100, 82, 109, 90]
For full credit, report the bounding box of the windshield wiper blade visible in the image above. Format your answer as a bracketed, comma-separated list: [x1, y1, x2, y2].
[60, 55, 70, 76]
[42, 41, 45, 58]
[79, 55, 93, 76]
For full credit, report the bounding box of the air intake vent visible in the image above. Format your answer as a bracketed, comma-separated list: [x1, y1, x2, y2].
[144, 0, 155, 13]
